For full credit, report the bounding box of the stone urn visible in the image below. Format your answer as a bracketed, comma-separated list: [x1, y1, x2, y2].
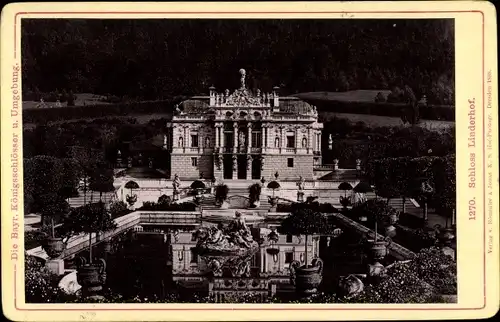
[76, 257, 107, 299]
[389, 213, 399, 225]
[42, 237, 66, 259]
[338, 274, 364, 299]
[289, 258, 324, 296]
[385, 225, 397, 238]
[366, 238, 391, 262]
[435, 225, 455, 247]
[268, 196, 278, 212]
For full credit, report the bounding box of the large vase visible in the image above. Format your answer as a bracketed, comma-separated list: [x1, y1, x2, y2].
[367, 239, 391, 261]
[289, 258, 323, 296]
[268, 196, 278, 212]
[385, 225, 397, 238]
[76, 258, 107, 299]
[42, 237, 66, 259]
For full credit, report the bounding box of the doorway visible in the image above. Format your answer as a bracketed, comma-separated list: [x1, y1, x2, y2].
[251, 157, 261, 179]
[223, 155, 233, 179]
[237, 155, 247, 179]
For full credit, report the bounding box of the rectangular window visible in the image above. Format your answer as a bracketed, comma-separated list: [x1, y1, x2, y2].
[190, 249, 198, 264]
[191, 157, 197, 167]
[286, 234, 293, 243]
[287, 158, 294, 167]
[224, 133, 233, 148]
[191, 135, 199, 147]
[285, 252, 294, 263]
[286, 135, 295, 148]
[252, 132, 262, 148]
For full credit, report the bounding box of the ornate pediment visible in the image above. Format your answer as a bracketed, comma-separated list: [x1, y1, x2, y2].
[225, 88, 263, 107]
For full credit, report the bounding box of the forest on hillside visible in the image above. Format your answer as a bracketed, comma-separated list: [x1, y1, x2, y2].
[21, 19, 454, 104]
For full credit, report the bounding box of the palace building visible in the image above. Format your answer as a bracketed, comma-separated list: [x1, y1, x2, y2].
[166, 69, 324, 181]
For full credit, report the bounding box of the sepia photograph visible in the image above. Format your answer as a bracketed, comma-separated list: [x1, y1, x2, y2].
[19, 17, 460, 305]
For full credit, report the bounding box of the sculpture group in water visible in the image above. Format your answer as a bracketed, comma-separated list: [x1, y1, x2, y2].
[192, 212, 258, 255]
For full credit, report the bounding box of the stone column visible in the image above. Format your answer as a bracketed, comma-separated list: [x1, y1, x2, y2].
[262, 124, 267, 149]
[215, 124, 220, 148]
[233, 123, 238, 151]
[318, 132, 322, 151]
[232, 155, 238, 179]
[247, 123, 252, 150]
[246, 155, 252, 180]
[183, 126, 187, 152]
[307, 126, 312, 153]
[295, 127, 299, 151]
[280, 127, 284, 151]
[221, 126, 225, 149]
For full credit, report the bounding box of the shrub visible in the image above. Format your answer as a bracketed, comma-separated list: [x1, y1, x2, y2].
[374, 92, 387, 103]
[409, 247, 457, 295]
[339, 261, 436, 303]
[109, 201, 132, 219]
[25, 254, 69, 303]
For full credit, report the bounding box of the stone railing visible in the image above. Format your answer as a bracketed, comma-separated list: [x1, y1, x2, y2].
[328, 212, 416, 261]
[27, 211, 202, 261]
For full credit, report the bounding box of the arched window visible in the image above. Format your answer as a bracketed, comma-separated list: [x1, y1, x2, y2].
[302, 137, 307, 148]
[178, 137, 184, 147]
[275, 136, 280, 148]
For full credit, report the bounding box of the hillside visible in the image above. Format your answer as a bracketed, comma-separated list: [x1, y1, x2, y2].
[22, 19, 454, 105]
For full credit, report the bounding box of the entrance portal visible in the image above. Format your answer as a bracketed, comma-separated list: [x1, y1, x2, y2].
[251, 157, 261, 179]
[237, 155, 247, 179]
[223, 155, 233, 179]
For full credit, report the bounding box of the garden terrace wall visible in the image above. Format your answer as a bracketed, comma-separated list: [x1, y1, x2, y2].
[329, 212, 416, 260]
[26, 211, 201, 261]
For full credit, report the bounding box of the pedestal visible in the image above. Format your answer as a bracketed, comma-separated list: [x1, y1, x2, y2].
[297, 191, 304, 202]
[46, 259, 65, 276]
[270, 284, 277, 297]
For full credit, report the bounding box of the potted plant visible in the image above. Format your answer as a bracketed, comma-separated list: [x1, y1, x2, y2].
[266, 229, 280, 257]
[338, 182, 353, 210]
[352, 181, 373, 204]
[278, 208, 332, 296]
[248, 183, 262, 208]
[39, 193, 71, 259]
[215, 184, 230, 209]
[64, 202, 117, 299]
[190, 180, 206, 205]
[267, 181, 281, 212]
[124, 180, 139, 209]
[352, 200, 395, 261]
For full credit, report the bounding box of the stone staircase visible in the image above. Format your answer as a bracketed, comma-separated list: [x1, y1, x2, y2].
[67, 190, 116, 208]
[364, 192, 420, 214]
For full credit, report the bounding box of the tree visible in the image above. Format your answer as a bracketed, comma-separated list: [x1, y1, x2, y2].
[215, 184, 229, 204]
[24, 156, 64, 221]
[278, 208, 332, 268]
[89, 162, 115, 202]
[64, 202, 117, 263]
[59, 158, 82, 200]
[432, 154, 456, 226]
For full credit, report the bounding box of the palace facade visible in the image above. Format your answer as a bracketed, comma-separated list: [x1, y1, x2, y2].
[166, 69, 323, 181]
